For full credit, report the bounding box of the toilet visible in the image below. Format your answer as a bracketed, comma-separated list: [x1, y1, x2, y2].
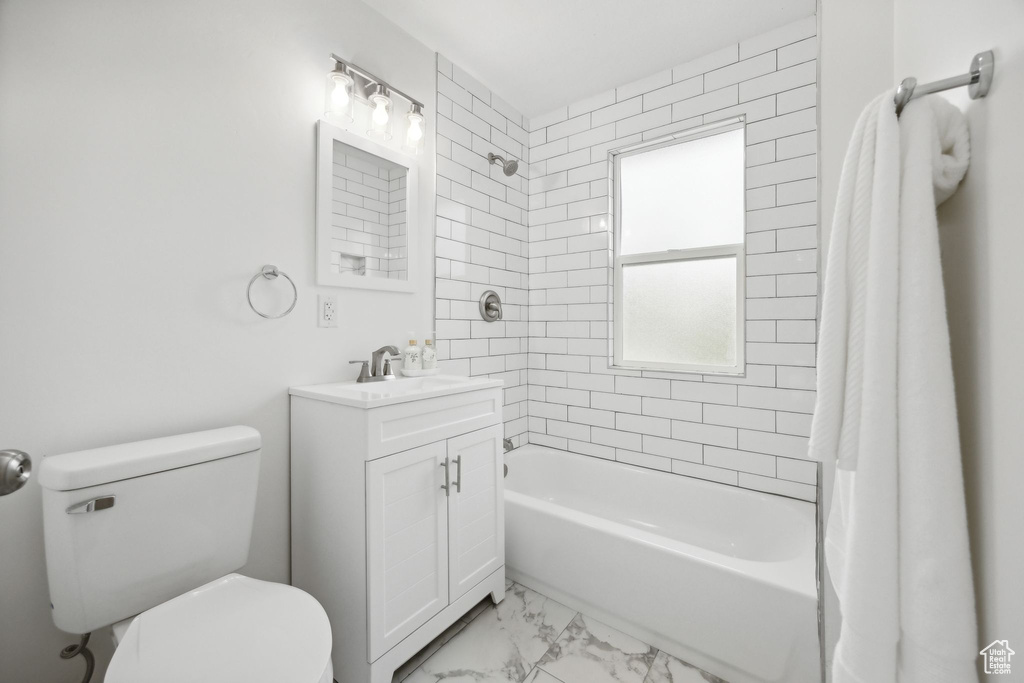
[38, 426, 333, 683]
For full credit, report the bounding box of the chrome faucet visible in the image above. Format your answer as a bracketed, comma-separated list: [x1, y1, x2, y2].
[372, 346, 400, 378]
[349, 345, 400, 383]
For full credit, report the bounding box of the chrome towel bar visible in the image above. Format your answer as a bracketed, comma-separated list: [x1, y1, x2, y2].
[247, 264, 297, 319]
[895, 50, 994, 116]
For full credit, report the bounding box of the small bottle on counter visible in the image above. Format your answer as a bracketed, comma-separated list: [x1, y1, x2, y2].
[421, 336, 437, 370]
[403, 336, 421, 371]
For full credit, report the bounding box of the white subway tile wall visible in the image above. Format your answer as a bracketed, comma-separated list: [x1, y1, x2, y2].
[435, 17, 819, 501]
[524, 17, 819, 502]
[434, 54, 531, 446]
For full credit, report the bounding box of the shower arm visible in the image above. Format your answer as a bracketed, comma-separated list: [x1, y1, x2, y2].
[486, 152, 519, 176]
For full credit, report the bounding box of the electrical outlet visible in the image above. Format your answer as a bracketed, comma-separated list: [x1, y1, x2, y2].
[318, 294, 338, 328]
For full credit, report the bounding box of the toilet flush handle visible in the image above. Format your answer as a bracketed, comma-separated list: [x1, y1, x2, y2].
[66, 496, 116, 514]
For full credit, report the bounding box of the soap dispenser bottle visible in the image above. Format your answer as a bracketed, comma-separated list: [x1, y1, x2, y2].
[422, 334, 437, 370]
[403, 335, 421, 372]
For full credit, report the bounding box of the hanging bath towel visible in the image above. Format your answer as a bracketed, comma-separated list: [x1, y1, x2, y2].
[810, 91, 978, 683]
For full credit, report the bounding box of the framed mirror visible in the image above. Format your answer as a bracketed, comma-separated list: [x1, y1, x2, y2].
[316, 120, 418, 292]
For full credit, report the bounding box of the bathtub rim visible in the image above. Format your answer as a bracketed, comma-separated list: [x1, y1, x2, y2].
[506, 443, 818, 505]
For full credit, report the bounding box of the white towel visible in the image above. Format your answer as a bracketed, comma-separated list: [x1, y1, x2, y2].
[810, 92, 978, 683]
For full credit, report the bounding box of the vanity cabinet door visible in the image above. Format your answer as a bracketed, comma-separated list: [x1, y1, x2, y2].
[366, 440, 449, 662]
[446, 425, 505, 603]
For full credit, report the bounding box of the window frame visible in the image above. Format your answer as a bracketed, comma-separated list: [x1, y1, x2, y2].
[609, 116, 746, 376]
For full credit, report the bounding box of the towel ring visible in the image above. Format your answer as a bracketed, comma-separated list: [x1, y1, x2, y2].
[247, 264, 297, 319]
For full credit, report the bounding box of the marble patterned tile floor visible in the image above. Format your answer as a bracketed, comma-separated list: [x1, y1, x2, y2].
[393, 580, 728, 683]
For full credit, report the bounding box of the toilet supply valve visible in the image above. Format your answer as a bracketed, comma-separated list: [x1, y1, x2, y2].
[59, 632, 95, 683]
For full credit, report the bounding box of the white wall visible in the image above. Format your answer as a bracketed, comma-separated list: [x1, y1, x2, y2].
[894, 0, 1024, 663]
[817, 0, 894, 265]
[816, 1, 894, 675]
[0, 1, 436, 680]
[819, 1, 1024, 676]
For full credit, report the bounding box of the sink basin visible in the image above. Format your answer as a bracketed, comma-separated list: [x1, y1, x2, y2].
[345, 376, 466, 394]
[289, 374, 503, 409]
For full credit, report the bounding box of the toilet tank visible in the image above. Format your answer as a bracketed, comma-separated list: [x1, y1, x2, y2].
[38, 426, 262, 634]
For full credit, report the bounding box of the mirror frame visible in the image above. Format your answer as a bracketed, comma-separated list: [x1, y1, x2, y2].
[316, 120, 419, 292]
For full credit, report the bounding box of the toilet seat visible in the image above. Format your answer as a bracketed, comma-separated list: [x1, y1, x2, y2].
[105, 573, 332, 683]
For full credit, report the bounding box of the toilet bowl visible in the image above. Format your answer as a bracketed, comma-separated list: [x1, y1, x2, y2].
[106, 574, 332, 683]
[38, 427, 334, 683]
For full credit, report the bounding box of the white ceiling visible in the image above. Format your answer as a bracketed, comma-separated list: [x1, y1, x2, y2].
[358, 0, 817, 119]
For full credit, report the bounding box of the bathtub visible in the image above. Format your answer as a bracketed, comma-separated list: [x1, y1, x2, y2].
[504, 445, 819, 683]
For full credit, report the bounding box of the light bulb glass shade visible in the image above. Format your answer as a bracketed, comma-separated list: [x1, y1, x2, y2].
[331, 77, 351, 108]
[367, 88, 393, 141]
[325, 68, 354, 123]
[407, 113, 424, 141]
[403, 108, 425, 154]
[372, 99, 389, 125]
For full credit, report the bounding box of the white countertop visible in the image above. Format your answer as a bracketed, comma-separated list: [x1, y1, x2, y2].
[289, 374, 503, 409]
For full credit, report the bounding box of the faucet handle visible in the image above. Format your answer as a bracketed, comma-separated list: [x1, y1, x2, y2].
[348, 360, 371, 383]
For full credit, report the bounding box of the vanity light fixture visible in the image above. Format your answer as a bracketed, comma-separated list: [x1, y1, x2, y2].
[326, 62, 354, 123]
[367, 84, 393, 141]
[404, 104, 424, 155]
[326, 54, 424, 153]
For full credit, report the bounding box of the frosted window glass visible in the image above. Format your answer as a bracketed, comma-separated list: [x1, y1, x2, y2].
[622, 258, 737, 367]
[619, 128, 744, 255]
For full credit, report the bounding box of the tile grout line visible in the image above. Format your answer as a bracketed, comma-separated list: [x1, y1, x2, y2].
[521, 609, 581, 683]
[395, 596, 492, 683]
[639, 647, 662, 683]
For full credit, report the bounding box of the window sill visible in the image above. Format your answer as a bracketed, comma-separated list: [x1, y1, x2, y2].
[609, 362, 747, 378]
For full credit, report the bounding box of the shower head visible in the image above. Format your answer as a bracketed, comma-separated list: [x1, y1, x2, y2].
[487, 152, 519, 177]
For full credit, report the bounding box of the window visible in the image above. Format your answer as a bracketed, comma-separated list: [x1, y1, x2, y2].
[611, 117, 745, 374]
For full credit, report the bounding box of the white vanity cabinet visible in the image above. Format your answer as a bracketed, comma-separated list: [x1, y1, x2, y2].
[444, 427, 505, 600]
[290, 377, 505, 683]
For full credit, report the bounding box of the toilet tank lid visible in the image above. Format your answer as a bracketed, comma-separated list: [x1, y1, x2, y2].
[38, 426, 261, 492]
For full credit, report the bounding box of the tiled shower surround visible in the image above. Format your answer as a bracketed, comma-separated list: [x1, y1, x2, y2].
[435, 17, 819, 501]
[433, 54, 531, 445]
